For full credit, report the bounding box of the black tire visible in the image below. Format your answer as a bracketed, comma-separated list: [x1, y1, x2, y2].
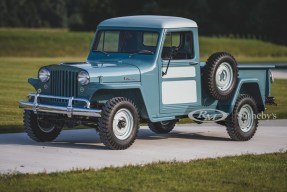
[226, 94, 258, 141]
[148, 120, 176, 134]
[216, 121, 226, 126]
[24, 110, 62, 142]
[193, 120, 203, 125]
[98, 97, 139, 150]
[203, 52, 238, 101]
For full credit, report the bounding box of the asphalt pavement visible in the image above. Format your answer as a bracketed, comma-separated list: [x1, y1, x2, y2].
[0, 120, 286, 174]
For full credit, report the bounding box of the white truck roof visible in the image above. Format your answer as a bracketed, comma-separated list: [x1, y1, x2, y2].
[98, 15, 197, 29]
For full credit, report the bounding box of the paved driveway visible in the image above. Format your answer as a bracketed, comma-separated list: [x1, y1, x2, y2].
[0, 120, 286, 174]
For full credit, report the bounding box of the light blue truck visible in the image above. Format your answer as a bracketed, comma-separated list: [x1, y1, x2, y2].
[19, 16, 276, 150]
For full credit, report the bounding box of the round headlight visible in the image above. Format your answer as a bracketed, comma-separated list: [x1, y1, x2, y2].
[38, 68, 50, 82]
[78, 71, 90, 85]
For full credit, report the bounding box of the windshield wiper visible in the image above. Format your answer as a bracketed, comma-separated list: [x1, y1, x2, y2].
[129, 50, 154, 57]
[162, 46, 178, 76]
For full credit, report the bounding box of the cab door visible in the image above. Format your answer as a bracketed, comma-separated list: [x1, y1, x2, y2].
[159, 29, 201, 115]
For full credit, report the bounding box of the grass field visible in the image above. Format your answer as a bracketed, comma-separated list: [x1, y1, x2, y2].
[1, 28, 287, 61]
[0, 29, 92, 57]
[0, 152, 286, 192]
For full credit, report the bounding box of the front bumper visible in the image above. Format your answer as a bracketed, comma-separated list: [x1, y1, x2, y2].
[19, 93, 101, 118]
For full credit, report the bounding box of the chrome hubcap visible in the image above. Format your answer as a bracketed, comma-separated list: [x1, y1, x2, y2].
[216, 62, 233, 91]
[113, 108, 133, 140]
[238, 104, 254, 132]
[160, 121, 170, 126]
[37, 119, 55, 133]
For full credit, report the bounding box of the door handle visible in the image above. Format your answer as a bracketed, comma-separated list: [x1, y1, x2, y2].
[189, 61, 198, 65]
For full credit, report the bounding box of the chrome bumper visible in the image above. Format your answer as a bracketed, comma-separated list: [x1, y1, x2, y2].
[19, 93, 101, 118]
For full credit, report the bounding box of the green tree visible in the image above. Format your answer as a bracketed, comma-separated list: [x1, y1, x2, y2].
[0, 0, 8, 27]
[81, 0, 116, 31]
[0, 0, 67, 28]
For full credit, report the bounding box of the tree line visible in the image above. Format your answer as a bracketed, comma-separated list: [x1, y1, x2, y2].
[0, 0, 286, 45]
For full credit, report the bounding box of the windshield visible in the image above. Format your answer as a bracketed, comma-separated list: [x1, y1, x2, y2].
[92, 30, 159, 54]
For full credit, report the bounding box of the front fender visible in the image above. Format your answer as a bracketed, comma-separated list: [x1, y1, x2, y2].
[89, 84, 150, 119]
[28, 78, 40, 91]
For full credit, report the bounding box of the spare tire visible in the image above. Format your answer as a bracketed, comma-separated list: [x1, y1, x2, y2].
[203, 52, 238, 101]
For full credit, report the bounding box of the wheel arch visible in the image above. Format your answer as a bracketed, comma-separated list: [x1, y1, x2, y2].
[90, 88, 149, 120]
[229, 79, 265, 113]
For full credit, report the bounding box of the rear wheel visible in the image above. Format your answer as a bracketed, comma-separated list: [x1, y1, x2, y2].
[148, 120, 176, 134]
[226, 94, 258, 141]
[98, 97, 139, 150]
[24, 110, 63, 142]
[216, 121, 226, 126]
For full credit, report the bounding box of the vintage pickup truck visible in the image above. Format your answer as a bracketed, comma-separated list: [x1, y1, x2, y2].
[19, 16, 275, 150]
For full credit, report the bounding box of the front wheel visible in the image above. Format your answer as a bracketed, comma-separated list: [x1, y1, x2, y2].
[148, 120, 176, 134]
[226, 94, 258, 141]
[24, 110, 63, 142]
[98, 97, 139, 150]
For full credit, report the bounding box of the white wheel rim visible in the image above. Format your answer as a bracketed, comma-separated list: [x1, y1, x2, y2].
[37, 119, 55, 133]
[160, 121, 170, 126]
[216, 62, 233, 91]
[113, 108, 134, 140]
[238, 104, 254, 132]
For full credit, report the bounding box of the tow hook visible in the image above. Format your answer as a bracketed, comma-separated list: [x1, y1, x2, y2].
[266, 96, 277, 106]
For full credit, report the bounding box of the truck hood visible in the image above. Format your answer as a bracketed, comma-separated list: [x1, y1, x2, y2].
[59, 61, 141, 83]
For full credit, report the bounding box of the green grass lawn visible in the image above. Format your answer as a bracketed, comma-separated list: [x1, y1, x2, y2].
[0, 28, 93, 57]
[0, 57, 286, 133]
[265, 79, 287, 119]
[1, 28, 287, 62]
[0, 152, 286, 192]
[200, 37, 287, 60]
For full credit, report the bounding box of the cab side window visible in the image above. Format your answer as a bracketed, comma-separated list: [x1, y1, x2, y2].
[161, 31, 194, 60]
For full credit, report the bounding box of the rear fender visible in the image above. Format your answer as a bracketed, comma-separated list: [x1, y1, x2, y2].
[227, 79, 265, 113]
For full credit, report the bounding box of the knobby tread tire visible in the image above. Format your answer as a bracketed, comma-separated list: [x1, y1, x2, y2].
[203, 52, 238, 101]
[24, 110, 62, 142]
[148, 120, 176, 134]
[98, 97, 139, 150]
[226, 94, 258, 141]
[216, 121, 226, 126]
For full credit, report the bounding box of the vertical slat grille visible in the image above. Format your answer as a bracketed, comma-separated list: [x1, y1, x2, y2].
[50, 70, 78, 98]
